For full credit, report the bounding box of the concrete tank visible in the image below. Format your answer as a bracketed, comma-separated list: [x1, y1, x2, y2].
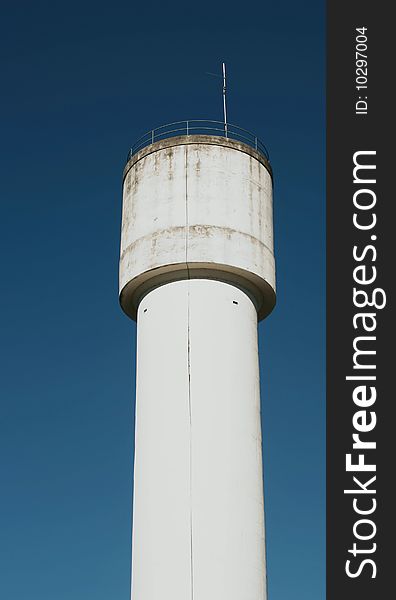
[120, 136, 275, 320]
[119, 134, 276, 600]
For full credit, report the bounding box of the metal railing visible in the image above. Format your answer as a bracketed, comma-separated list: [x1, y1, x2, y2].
[126, 120, 269, 162]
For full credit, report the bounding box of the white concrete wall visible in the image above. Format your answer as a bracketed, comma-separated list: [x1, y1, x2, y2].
[131, 279, 267, 600]
[120, 138, 276, 320]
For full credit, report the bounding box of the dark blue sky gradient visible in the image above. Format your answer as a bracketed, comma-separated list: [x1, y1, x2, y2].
[0, 2, 325, 599]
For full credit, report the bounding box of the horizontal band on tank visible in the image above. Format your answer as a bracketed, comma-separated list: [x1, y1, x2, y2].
[119, 263, 276, 321]
[123, 135, 273, 183]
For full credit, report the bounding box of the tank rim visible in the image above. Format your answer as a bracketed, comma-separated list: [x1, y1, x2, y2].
[122, 135, 273, 182]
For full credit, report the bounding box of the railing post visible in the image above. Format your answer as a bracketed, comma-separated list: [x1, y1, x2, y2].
[255, 137, 258, 151]
[151, 129, 154, 144]
[186, 121, 189, 135]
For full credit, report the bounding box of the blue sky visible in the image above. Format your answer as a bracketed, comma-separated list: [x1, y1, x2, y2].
[0, 2, 325, 598]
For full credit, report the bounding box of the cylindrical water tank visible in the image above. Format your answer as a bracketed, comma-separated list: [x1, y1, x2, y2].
[120, 135, 275, 320]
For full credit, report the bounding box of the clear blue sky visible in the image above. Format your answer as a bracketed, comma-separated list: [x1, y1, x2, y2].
[0, 2, 325, 599]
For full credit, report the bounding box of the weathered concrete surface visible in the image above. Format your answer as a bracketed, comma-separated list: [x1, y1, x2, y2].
[119, 136, 276, 320]
[123, 135, 273, 181]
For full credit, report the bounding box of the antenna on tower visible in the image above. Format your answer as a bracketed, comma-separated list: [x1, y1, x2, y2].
[222, 62, 228, 137]
[206, 62, 228, 136]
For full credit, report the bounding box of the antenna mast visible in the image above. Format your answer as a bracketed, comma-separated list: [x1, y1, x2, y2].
[222, 62, 227, 137]
[206, 62, 228, 134]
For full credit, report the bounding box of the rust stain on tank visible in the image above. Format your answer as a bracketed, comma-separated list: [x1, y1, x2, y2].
[165, 147, 174, 181]
[153, 151, 160, 174]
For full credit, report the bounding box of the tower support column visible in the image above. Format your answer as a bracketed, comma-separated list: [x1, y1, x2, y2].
[132, 279, 267, 600]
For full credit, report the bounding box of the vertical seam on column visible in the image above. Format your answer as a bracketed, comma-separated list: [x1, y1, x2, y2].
[185, 145, 194, 600]
[187, 281, 194, 600]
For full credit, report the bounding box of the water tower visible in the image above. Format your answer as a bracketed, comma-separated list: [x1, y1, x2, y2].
[119, 121, 276, 600]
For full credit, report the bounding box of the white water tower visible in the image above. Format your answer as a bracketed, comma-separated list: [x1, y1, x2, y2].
[119, 122, 276, 600]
